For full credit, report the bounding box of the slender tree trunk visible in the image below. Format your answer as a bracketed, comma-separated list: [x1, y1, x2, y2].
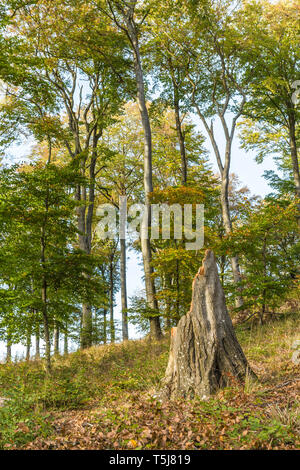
[64, 331, 68, 355]
[109, 258, 115, 343]
[173, 84, 187, 184]
[42, 280, 51, 373]
[79, 132, 100, 349]
[260, 236, 268, 326]
[35, 322, 40, 359]
[192, 94, 244, 310]
[103, 308, 107, 344]
[221, 176, 244, 309]
[54, 322, 59, 355]
[165, 274, 172, 330]
[175, 258, 180, 322]
[288, 112, 300, 226]
[220, 254, 226, 287]
[126, 21, 162, 340]
[120, 238, 129, 340]
[81, 303, 92, 349]
[6, 336, 12, 363]
[26, 321, 32, 361]
[41, 183, 51, 373]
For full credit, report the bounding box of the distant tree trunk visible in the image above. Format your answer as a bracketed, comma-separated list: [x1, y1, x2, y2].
[6, 337, 12, 363]
[64, 331, 68, 355]
[164, 274, 172, 330]
[81, 304, 92, 349]
[78, 192, 92, 349]
[175, 258, 180, 323]
[35, 323, 40, 359]
[173, 79, 187, 185]
[26, 321, 32, 361]
[103, 308, 107, 344]
[160, 250, 255, 400]
[288, 110, 300, 227]
[80, 135, 100, 348]
[109, 258, 115, 343]
[41, 206, 51, 373]
[221, 175, 244, 309]
[260, 236, 267, 326]
[120, 238, 129, 341]
[42, 280, 51, 373]
[54, 322, 59, 355]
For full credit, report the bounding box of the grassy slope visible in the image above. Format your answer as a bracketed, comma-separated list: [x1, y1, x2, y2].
[0, 314, 299, 450]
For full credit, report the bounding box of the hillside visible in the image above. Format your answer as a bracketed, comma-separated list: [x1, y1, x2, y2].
[0, 314, 299, 450]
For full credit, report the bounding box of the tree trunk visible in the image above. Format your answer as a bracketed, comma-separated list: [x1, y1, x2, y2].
[125, 14, 162, 340]
[173, 84, 187, 185]
[288, 112, 300, 227]
[6, 337, 12, 363]
[164, 274, 172, 330]
[41, 202, 51, 372]
[35, 323, 40, 359]
[26, 323, 31, 361]
[64, 331, 68, 355]
[42, 280, 51, 374]
[80, 132, 100, 348]
[120, 238, 129, 341]
[81, 304, 92, 349]
[160, 250, 255, 400]
[54, 322, 59, 355]
[221, 177, 244, 309]
[109, 258, 115, 343]
[103, 308, 107, 344]
[193, 96, 244, 310]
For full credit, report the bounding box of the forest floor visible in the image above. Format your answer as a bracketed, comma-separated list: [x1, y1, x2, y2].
[0, 314, 299, 450]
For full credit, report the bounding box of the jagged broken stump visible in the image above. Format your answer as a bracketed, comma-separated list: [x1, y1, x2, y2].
[160, 250, 255, 399]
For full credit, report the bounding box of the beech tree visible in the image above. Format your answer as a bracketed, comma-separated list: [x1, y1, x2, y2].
[238, 0, 300, 225]
[98, 0, 163, 339]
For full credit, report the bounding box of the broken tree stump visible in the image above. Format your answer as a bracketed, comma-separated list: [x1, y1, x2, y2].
[160, 250, 256, 400]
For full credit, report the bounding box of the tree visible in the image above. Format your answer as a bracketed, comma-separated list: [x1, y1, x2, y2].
[227, 198, 299, 324]
[99, 0, 163, 339]
[1, 0, 127, 348]
[239, 0, 300, 225]
[0, 161, 96, 371]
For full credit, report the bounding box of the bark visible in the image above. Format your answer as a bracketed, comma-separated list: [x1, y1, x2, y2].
[120, 238, 129, 340]
[173, 82, 187, 184]
[81, 304, 92, 349]
[221, 175, 244, 309]
[6, 338, 12, 363]
[64, 331, 68, 355]
[35, 323, 40, 359]
[26, 323, 32, 361]
[54, 322, 59, 355]
[164, 274, 172, 330]
[79, 132, 100, 348]
[42, 280, 51, 374]
[103, 308, 107, 344]
[41, 186, 51, 373]
[160, 250, 255, 400]
[109, 258, 115, 343]
[288, 111, 300, 227]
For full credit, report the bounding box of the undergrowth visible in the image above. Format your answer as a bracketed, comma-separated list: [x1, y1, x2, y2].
[0, 314, 299, 449]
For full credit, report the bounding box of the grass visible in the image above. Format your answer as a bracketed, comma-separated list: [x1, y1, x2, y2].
[0, 314, 299, 450]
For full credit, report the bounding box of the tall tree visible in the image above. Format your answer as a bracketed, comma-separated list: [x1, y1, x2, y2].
[100, 0, 163, 339]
